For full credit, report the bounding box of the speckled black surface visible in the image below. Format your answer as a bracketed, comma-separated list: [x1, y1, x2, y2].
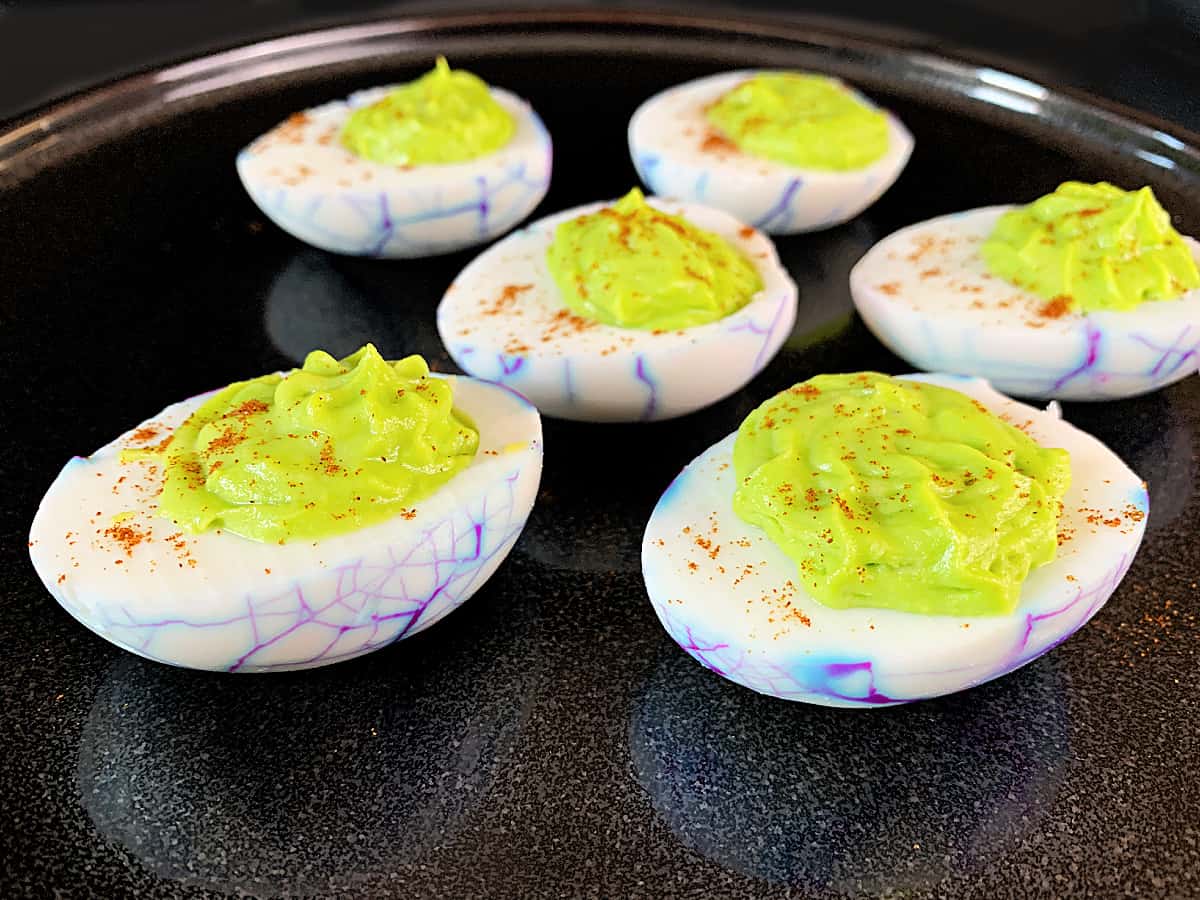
[1, 14, 1198, 899]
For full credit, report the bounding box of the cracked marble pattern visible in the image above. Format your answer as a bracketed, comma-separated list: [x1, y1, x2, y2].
[437, 197, 799, 422]
[649, 552, 1133, 707]
[240, 161, 550, 258]
[29, 376, 543, 672]
[641, 375, 1149, 708]
[450, 293, 793, 422]
[850, 207, 1200, 400]
[236, 85, 552, 258]
[627, 70, 912, 234]
[80, 470, 529, 673]
[892, 313, 1200, 400]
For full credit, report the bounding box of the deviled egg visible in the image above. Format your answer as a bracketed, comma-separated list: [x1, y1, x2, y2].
[28, 345, 543, 672]
[850, 182, 1200, 399]
[642, 372, 1147, 707]
[436, 188, 798, 422]
[237, 57, 552, 258]
[629, 70, 913, 233]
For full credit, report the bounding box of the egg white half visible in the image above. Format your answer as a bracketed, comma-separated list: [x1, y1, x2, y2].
[850, 206, 1200, 399]
[436, 196, 799, 422]
[628, 70, 913, 234]
[236, 85, 553, 258]
[641, 374, 1148, 708]
[28, 376, 543, 673]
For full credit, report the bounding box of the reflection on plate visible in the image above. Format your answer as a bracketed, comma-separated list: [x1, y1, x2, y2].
[628, 644, 1069, 891]
[517, 420, 678, 573]
[76, 610, 536, 894]
[776, 218, 877, 357]
[263, 249, 448, 367]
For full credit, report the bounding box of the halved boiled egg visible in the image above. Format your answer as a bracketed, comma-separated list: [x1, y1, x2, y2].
[642, 373, 1147, 707]
[850, 186, 1200, 400]
[28, 350, 542, 672]
[629, 70, 913, 234]
[237, 58, 552, 258]
[436, 190, 798, 422]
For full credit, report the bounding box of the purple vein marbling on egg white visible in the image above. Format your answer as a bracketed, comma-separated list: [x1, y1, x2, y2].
[241, 159, 550, 259]
[634, 355, 659, 421]
[849, 206, 1200, 400]
[641, 376, 1149, 708]
[648, 549, 1132, 710]
[726, 292, 792, 372]
[236, 97, 553, 259]
[649, 548, 1134, 708]
[74, 470, 531, 673]
[474, 292, 793, 422]
[752, 178, 803, 232]
[627, 71, 914, 234]
[920, 318, 1200, 400]
[1131, 325, 1198, 378]
[437, 198, 799, 422]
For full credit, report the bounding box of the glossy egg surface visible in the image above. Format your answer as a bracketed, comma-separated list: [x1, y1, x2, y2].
[850, 207, 1200, 399]
[236, 85, 552, 258]
[629, 70, 913, 234]
[641, 373, 1147, 707]
[29, 376, 543, 672]
[437, 196, 798, 422]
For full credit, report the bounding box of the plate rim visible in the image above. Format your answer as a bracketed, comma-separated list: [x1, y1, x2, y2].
[2, 8, 1199, 188]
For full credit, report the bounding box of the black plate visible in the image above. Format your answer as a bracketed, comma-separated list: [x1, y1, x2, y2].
[3, 11, 1198, 899]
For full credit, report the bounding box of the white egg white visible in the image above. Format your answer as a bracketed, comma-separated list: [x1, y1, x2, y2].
[436, 196, 799, 422]
[850, 207, 1200, 400]
[236, 85, 552, 258]
[28, 376, 543, 673]
[641, 374, 1148, 708]
[628, 70, 913, 234]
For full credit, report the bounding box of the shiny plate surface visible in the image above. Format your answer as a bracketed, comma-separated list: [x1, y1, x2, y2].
[1, 11, 1197, 898]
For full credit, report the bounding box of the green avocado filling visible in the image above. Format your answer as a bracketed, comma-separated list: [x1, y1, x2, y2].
[146, 345, 478, 544]
[732, 373, 1071, 617]
[981, 181, 1200, 313]
[545, 187, 763, 330]
[341, 56, 515, 165]
[704, 72, 889, 171]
